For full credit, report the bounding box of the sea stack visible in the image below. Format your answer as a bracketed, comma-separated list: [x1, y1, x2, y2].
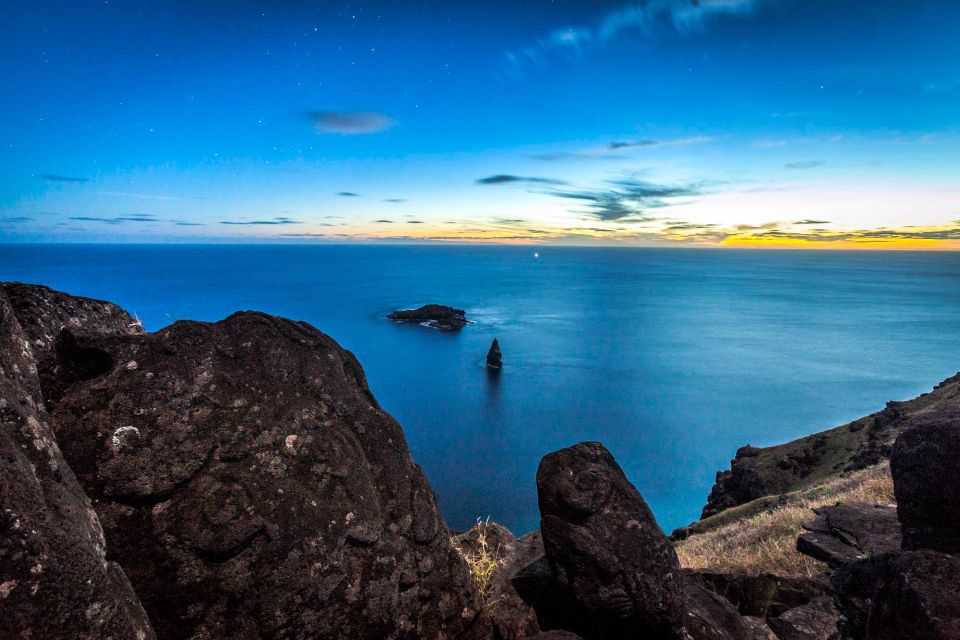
[487, 338, 502, 369]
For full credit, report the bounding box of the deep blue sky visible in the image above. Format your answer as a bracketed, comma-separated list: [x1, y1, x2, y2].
[2, 0, 959, 246]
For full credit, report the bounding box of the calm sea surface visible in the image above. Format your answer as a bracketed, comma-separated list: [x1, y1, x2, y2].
[3, 244, 959, 533]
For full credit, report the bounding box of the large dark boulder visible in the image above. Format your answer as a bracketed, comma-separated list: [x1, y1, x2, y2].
[797, 502, 901, 568]
[49, 310, 487, 639]
[833, 550, 960, 640]
[868, 550, 960, 640]
[0, 284, 154, 639]
[891, 405, 960, 553]
[536, 442, 686, 640]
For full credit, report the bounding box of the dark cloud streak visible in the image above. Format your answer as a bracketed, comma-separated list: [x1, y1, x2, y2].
[550, 178, 702, 221]
[307, 110, 395, 134]
[220, 216, 301, 226]
[37, 174, 89, 183]
[477, 174, 566, 185]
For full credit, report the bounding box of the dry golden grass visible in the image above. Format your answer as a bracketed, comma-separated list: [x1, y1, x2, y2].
[675, 463, 895, 577]
[452, 518, 503, 599]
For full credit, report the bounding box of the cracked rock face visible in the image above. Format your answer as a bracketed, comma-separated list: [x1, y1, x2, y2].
[797, 502, 901, 569]
[48, 310, 487, 639]
[536, 442, 686, 640]
[0, 284, 154, 639]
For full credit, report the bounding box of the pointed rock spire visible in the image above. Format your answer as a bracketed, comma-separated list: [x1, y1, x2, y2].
[487, 338, 502, 369]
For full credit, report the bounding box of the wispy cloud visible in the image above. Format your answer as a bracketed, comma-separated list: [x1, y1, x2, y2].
[36, 173, 89, 183]
[504, 0, 770, 75]
[784, 160, 825, 170]
[69, 214, 158, 224]
[550, 177, 702, 221]
[220, 216, 301, 225]
[793, 219, 831, 225]
[477, 174, 566, 185]
[375, 219, 394, 224]
[609, 139, 658, 149]
[383, 198, 407, 203]
[338, 191, 360, 197]
[531, 135, 713, 161]
[307, 110, 396, 134]
[0, 216, 33, 223]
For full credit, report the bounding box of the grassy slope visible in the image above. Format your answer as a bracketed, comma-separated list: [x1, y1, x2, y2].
[697, 372, 960, 520]
[676, 463, 894, 577]
[675, 372, 960, 578]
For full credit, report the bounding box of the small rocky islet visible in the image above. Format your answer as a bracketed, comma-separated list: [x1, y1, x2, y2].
[387, 303, 468, 331]
[2, 281, 959, 639]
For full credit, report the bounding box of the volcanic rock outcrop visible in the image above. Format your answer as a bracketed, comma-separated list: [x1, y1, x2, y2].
[536, 442, 687, 639]
[0, 283, 155, 639]
[512, 442, 776, 640]
[388, 304, 468, 331]
[51, 311, 487, 639]
[1, 282, 488, 640]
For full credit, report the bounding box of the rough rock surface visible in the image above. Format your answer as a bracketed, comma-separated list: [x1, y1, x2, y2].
[796, 502, 901, 568]
[0, 283, 155, 639]
[47, 310, 487, 639]
[685, 571, 828, 619]
[831, 552, 896, 640]
[453, 523, 544, 640]
[891, 404, 960, 553]
[511, 555, 572, 632]
[388, 304, 468, 331]
[833, 550, 960, 640]
[741, 617, 778, 640]
[765, 596, 838, 640]
[486, 338, 502, 369]
[537, 442, 686, 640]
[681, 579, 752, 640]
[700, 373, 960, 519]
[867, 550, 960, 640]
[513, 558, 760, 640]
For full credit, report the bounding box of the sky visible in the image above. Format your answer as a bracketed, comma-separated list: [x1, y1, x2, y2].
[1, 0, 959, 248]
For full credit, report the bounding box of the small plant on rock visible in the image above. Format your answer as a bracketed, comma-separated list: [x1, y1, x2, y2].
[453, 517, 502, 599]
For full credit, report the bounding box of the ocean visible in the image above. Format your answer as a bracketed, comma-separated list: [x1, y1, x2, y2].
[3, 243, 959, 534]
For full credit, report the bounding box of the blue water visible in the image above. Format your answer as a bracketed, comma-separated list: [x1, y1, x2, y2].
[3, 244, 959, 534]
